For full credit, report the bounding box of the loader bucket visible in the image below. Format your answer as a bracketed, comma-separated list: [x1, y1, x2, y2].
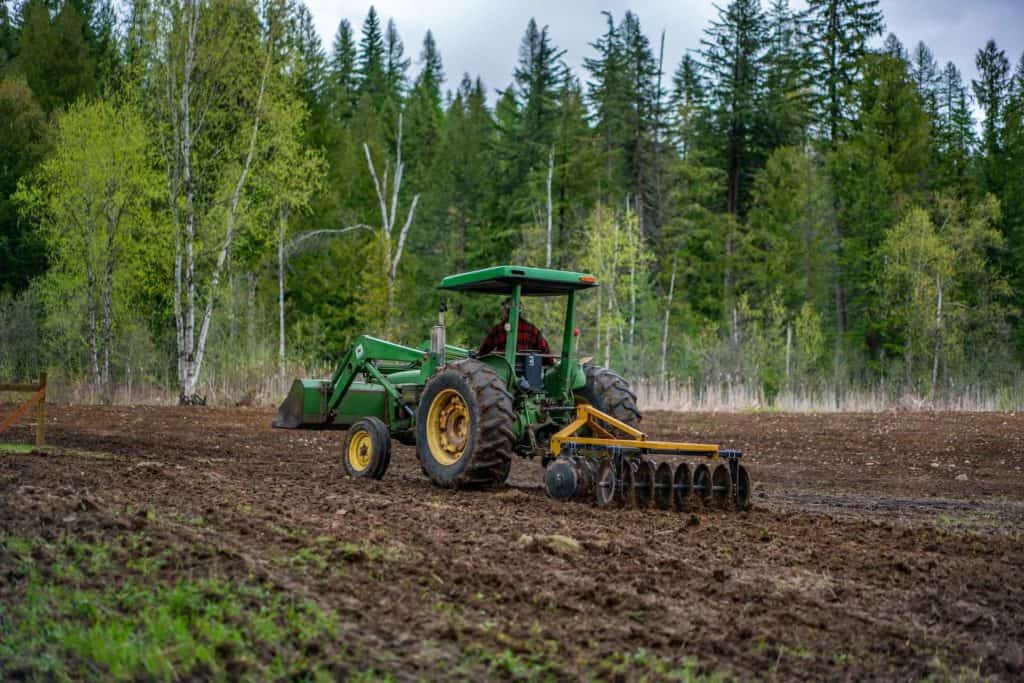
[272, 379, 331, 429]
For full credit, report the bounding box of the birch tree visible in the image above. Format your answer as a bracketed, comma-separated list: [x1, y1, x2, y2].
[580, 204, 650, 368]
[150, 0, 277, 403]
[16, 100, 159, 403]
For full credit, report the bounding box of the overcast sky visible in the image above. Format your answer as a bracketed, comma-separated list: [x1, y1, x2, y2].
[306, 1, 1024, 103]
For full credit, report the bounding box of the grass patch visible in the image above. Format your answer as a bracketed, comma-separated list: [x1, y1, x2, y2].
[596, 648, 727, 682]
[0, 534, 356, 681]
[0, 442, 38, 453]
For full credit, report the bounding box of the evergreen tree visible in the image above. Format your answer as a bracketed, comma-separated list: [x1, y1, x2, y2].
[831, 50, 930, 361]
[0, 0, 15, 69]
[404, 29, 444, 183]
[327, 18, 357, 120]
[0, 79, 50, 292]
[802, 0, 884, 144]
[383, 18, 409, 103]
[584, 11, 663, 235]
[745, 146, 833, 316]
[761, 0, 812, 150]
[699, 0, 766, 216]
[13, 0, 96, 112]
[910, 41, 940, 117]
[513, 19, 564, 159]
[935, 61, 976, 195]
[669, 53, 710, 160]
[492, 18, 565, 246]
[290, 5, 327, 117]
[357, 6, 386, 105]
[401, 29, 446, 311]
[1000, 52, 1024, 339]
[619, 11, 661, 235]
[972, 39, 1010, 193]
[89, 0, 120, 94]
[584, 12, 627, 197]
[882, 33, 907, 61]
[549, 71, 602, 260]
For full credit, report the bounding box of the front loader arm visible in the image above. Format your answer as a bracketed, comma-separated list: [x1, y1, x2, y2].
[326, 335, 426, 415]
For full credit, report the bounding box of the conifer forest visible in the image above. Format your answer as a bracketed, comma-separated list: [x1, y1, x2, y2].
[2, 0, 1023, 409]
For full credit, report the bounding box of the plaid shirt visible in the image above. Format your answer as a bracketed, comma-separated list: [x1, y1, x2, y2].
[478, 316, 554, 364]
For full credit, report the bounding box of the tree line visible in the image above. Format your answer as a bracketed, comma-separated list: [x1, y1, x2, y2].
[0, 0, 1022, 407]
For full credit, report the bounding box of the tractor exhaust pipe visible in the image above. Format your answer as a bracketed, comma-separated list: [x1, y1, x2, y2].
[431, 298, 447, 365]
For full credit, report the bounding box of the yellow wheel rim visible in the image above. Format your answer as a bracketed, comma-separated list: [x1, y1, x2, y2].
[425, 388, 471, 466]
[347, 430, 373, 472]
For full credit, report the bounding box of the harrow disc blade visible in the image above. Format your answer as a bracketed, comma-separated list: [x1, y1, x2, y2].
[672, 463, 692, 511]
[621, 462, 637, 507]
[544, 457, 580, 501]
[595, 460, 619, 508]
[653, 462, 674, 510]
[692, 463, 712, 503]
[711, 463, 733, 509]
[634, 460, 655, 508]
[735, 464, 752, 511]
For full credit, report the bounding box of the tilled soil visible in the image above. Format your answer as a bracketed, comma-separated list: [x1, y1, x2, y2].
[2, 405, 1023, 680]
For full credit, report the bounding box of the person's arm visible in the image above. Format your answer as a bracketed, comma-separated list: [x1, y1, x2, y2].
[478, 325, 499, 356]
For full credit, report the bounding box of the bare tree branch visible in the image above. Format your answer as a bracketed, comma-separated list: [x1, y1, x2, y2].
[285, 225, 374, 258]
[391, 195, 420, 279]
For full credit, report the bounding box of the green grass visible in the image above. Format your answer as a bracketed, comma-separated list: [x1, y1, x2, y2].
[1, 531, 729, 682]
[0, 534, 351, 681]
[0, 442, 38, 453]
[595, 648, 727, 682]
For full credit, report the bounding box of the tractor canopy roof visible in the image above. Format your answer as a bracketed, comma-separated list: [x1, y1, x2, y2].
[438, 265, 598, 296]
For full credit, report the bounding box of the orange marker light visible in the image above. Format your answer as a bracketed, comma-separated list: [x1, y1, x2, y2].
[579, 275, 596, 283]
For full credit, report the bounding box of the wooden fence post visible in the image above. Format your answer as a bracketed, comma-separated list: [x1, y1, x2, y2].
[36, 372, 46, 447]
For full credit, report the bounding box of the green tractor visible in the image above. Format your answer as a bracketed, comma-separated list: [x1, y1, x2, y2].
[273, 265, 750, 509]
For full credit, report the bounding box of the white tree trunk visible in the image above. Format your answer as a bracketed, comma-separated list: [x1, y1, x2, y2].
[931, 274, 942, 402]
[101, 204, 117, 404]
[545, 146, 554, 268]
[785, 321, 792, 382]
[364, 113, 419, 328]
[81, 205, 100, 397]
[659, 257, 676, 394]
[278, 203, 288, 377]
[171, 3, 269, 403]
[628, 222, 636, 347]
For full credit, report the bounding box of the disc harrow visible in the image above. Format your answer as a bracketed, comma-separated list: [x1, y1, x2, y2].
[542, 404, 752, 511]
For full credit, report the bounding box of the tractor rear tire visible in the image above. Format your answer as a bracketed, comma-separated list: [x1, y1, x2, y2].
[342, 417, 391, 479]
[416, 358, 515, 489]
[574, 365, 642, 428]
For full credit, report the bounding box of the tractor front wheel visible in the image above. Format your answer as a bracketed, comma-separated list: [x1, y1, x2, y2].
[342, 417, 391, 479]
[416, 359, 514, 489]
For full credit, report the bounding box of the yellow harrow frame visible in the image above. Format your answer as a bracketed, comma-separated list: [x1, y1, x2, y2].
[545, 404, 750, 510]
[551, 404, 721, 458]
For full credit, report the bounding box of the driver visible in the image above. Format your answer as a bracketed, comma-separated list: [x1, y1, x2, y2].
[478, 298, 554, 366]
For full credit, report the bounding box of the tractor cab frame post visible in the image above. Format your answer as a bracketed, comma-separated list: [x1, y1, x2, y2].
[504, 284, 522, 370]
[557, 289, 577, 397]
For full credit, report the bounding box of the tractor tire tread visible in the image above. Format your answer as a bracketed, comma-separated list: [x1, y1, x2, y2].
[418, 358, 514, 490]
[577, 365, 642, 428]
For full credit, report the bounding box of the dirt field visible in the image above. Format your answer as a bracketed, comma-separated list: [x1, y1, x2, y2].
[2, 405, 1023, 680]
